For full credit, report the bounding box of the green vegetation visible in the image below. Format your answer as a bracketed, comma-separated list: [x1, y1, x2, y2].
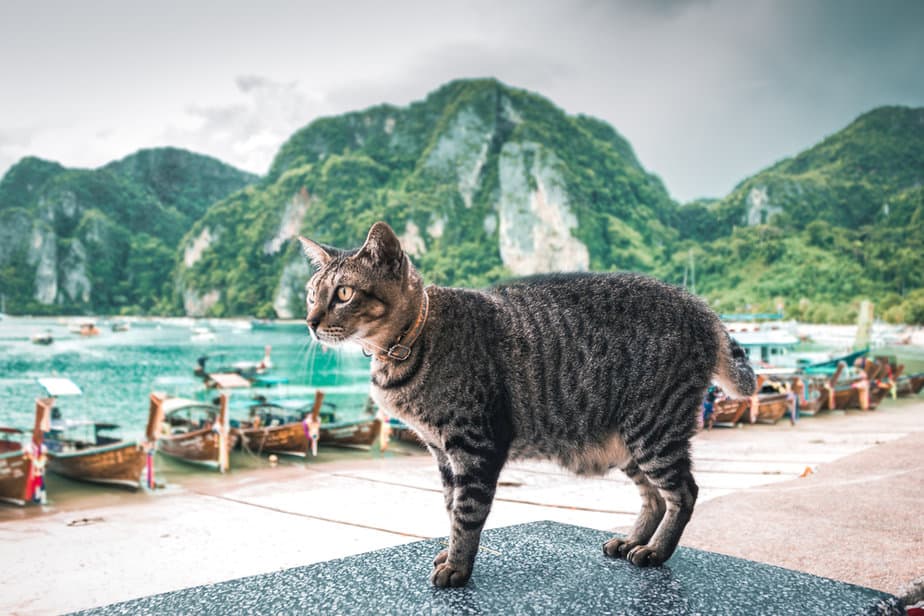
[0, 149, 257, 314]
[2, 82, 922, 324]
[177, 79, 676, 317]
[666, 106, 924, 323]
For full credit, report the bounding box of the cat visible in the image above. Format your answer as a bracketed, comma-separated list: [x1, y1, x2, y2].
[299, 221, 756, 588]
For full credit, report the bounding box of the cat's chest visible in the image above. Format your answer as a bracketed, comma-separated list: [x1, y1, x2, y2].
[371, 383, 442, 446]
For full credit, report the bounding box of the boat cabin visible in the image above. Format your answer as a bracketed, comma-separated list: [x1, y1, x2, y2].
[730, 330, 801, 369]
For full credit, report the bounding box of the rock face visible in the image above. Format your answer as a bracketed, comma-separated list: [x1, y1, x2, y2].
[497, 142, 589, 275]
[0, 150, 256, 314]
[177, 78, 676, 317]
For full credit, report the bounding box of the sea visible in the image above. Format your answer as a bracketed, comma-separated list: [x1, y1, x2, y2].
[0, 316, 372, 441]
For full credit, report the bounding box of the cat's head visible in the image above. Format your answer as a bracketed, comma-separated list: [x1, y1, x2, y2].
[298, 221, 423, 350]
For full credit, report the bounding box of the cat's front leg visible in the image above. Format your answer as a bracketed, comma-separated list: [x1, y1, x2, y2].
[428, 445, 455, 567]
[431, 449, 504, 588]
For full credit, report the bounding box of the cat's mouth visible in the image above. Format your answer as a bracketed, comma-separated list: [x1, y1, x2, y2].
[312, 326, 351, 348]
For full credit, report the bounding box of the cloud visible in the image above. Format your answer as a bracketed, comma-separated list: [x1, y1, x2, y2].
[162, 76, 334, 174]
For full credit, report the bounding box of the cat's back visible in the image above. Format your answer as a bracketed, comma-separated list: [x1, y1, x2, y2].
[489, 271, 716, 335]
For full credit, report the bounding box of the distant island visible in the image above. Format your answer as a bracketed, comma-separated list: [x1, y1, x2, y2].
[1, 78, 922, 324]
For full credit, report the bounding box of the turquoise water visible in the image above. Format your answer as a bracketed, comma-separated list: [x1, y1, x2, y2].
[0, 316, 372, 441]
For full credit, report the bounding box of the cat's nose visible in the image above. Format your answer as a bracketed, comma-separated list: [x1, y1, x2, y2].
[307, 317, 320, 331]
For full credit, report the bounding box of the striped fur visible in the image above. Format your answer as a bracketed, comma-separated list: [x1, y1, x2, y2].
[301, 222, 756, 588]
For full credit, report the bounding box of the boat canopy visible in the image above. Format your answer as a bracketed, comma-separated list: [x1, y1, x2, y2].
[730, 330, 799, 348]
[160, 397, 217, 415]
[37, 377, 83, 397]
[208, 372, 252, 389]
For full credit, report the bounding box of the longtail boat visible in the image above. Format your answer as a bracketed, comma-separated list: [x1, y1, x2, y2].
[747, 392, 793, 424]
[791, 377, 825, 416]
[0, 407, 47, 505]
[194, 346, 273, 385]
[235, 394, 382, 452]
[896, 373, 924, 396]
[383, 417, 424, 447]
[31, 331, 53, 345]
[801, 348, 870, 375]
[319, 396, 382, 449]
[705, 398, 748, 429]
[320, 413, 382, 449]
[38, 379, 147, 489]
[233, 392, 323, 457]
[741, 376, 795, 424]
[150, 392, 231, 472]
[818, 361, 859, 410]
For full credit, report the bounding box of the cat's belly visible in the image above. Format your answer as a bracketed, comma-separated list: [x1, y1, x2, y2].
[509, 432, 632, 476]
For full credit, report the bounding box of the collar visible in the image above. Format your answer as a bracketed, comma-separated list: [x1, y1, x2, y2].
[364, 288, 429, 362]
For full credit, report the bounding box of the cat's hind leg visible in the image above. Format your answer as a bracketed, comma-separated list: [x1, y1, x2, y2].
[625, 451, 698, 567]
[603, 459, 665, 558]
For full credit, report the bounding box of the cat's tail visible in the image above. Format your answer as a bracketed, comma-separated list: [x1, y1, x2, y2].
[713, 328, 757, 398]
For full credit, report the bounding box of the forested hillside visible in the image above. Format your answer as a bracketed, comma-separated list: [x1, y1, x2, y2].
[3, 81, 921, 324]
[669, 106, 924, 323]
[0, 148, 257, 314]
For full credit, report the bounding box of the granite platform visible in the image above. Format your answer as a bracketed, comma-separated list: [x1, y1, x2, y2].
[78, 521, 903, 615]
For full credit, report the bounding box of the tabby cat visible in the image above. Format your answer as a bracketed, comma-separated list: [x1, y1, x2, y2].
[299, 221, 756, 588]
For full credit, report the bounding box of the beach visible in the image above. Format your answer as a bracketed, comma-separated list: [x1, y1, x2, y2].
[1, 395, 922, 614]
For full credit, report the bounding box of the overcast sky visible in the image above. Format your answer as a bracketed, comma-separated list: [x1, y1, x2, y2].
[1, 0, 922, 202]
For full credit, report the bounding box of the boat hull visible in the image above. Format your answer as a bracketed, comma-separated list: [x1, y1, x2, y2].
[158, 428, 228, 469]
[706, 399, 747, 428]
[741, 393, 792, 424]
[896, 374, 924, 396]
[796, 394, 825, 416]
[47, 442, 146, 489]
[0, 449, 34, 505]
[320, 417, 382, 448]
[820, 385, 859, 411]
[234, 422, 311, 456]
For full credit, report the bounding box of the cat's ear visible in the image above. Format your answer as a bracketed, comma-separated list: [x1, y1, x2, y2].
[298, 236, 333, 268]
[356, 221, 403, 270]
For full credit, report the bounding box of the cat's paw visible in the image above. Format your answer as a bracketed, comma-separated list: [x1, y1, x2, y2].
[430, 562, 471, 588]
[626, 544, 666, 567]
[432, 549, 448, 566]
[603, 537, 638, 559]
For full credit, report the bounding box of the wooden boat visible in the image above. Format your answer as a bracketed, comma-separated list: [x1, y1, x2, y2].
[896, 373, 924, 396]
[383, 417, 424, 447]
[817, 361, 859, 410]
[194, 346, 273, 384]
[320, 414, 382, 448]
[705, 398, 747, 429]
[150, 392, 231, 472]
[740, 376, 795, 424]
[236, 394, 382, 452]
[746, 392, 793, 424]
[233, 392, 323, 457]
[791, 377, 825, 416]
[802, 348, 870, 375]
[0, 413, 46, 506]
[31, 331, 53, 345]
[37, 379, 146, 489]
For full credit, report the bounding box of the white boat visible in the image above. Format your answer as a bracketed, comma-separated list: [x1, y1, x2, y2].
[190, 326, 216, 343]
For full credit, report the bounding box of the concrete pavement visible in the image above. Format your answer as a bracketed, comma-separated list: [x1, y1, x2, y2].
[1, 396, 922, 614]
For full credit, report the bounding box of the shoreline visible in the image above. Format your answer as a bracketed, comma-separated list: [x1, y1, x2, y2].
[1, 396, 923, 614]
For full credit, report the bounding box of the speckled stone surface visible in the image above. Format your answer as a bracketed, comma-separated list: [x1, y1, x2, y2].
[78, 521, 903, 615]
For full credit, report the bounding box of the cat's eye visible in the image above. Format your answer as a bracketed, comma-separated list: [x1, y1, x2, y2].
[336, 286, 354, 302]
[306, 287, 316, 304]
